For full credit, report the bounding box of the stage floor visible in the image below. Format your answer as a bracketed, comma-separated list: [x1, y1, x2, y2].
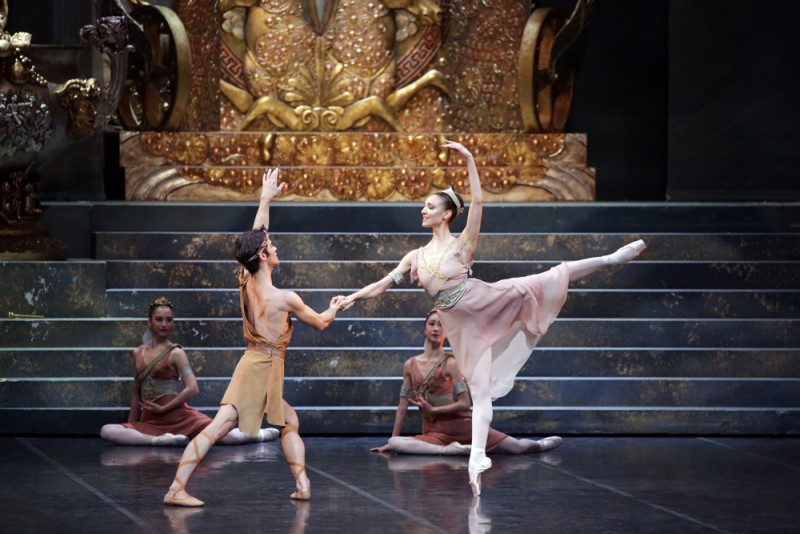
[1, 436, 797, 533]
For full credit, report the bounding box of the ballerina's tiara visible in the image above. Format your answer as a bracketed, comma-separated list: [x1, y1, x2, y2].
[441, 187, 464, 214]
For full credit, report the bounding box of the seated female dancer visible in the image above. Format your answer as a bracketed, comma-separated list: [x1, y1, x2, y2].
[338, 140, 646, 495]
[371, 309, 562, 455]
[100, 297, 279, 446]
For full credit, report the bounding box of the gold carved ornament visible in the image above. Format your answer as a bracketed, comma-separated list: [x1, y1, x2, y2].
[518, 1, 594, 133]
[117, 0, 191, 130]
[219, 0, 450, 132]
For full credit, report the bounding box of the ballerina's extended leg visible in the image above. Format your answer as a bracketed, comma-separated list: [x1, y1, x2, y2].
[566, 239, 647, 282]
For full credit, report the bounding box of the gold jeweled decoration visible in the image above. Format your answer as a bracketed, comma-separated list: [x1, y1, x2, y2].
[121, 1, 596, 202]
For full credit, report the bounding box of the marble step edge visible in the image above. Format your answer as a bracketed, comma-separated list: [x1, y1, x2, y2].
[3, 347, 798, 379]
[3, 407, 798, 436]
[3, 377, 797, 408]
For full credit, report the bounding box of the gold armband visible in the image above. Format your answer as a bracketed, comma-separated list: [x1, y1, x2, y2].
[179, 365, 194, 378]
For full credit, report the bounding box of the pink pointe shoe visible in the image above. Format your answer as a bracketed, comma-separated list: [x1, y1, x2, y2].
[468, 457, 492, 497]
[603, 239, 647, 265]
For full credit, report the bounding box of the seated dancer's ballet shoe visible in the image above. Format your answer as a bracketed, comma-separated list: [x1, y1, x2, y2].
[258, 428, 280, 442]
[603, 239, 647, 265]
[536, 436, 563, 452]
[468, 456, 492, 497]
[163, 491, 204, 507]
[288, 462, 311, 501]
[152, 433, 188, 447]
[441, 441, 471, 455]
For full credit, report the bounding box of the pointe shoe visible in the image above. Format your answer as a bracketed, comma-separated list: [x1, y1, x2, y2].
[468, 457, 492, 497]
[603, 239, 646, 265]
[164, 491, 204, 507]
[536, 436, 563, 452]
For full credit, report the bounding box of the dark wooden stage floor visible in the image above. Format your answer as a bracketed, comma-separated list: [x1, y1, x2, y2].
[1, 436, 798, 533]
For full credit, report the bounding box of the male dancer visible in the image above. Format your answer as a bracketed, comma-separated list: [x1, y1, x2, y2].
[163, 169, 344, 506]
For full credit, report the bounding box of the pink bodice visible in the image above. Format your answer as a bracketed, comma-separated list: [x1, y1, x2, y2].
[410, 238, 472, 297]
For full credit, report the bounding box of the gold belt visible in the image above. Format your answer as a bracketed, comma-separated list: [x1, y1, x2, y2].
[433, 280, 468, 309]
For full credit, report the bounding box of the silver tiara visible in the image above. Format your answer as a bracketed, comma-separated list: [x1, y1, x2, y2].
[441, 187, 464, 214]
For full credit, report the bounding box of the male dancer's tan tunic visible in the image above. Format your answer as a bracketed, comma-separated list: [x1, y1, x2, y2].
[220, 276, 293, 436]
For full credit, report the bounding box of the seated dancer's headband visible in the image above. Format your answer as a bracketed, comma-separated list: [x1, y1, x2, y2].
[441, 187, 464, 214]
[150, 296, 173, 310]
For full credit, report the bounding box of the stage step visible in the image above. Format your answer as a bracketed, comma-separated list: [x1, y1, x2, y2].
[2, 202, 799, 436]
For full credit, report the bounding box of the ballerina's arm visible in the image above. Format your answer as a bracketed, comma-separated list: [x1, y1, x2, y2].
[442, 141, 483, 263]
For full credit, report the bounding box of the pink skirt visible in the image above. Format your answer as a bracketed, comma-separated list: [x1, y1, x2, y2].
[437, 263, 570, 399]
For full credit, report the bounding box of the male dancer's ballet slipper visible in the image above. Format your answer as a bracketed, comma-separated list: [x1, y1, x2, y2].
[163, 491, 204, 507]
[288, 462, 311, 501]
[468, 457, 492, 497]
[164, 430, 212, 507]
[603, 239, 647, 265]
[536, 436, 563, 452]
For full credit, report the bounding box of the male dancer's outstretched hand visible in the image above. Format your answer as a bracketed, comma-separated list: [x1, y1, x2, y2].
[261, 168, 285, 201]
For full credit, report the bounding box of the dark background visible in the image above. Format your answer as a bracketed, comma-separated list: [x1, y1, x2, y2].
[7, 0, 800, 201]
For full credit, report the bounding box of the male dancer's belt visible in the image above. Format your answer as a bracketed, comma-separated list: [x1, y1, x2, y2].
[433, 280, 468, 309]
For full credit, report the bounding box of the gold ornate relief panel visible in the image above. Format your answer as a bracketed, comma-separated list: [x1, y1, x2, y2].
[122, 0, 595, 201]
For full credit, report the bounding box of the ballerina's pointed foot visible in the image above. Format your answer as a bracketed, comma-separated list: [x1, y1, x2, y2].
[536, 436, 563, 452]
[164, 490, 204, 507]
[468, 457, 492, 496]
[603, 239, 647, 265]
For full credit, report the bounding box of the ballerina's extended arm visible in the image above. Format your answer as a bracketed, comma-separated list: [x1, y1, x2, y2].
[338, 249, 416, 311]
[442, 141, 483, 263]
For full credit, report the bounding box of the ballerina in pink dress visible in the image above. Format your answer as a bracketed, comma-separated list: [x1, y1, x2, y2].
[339, 140, 646, 496]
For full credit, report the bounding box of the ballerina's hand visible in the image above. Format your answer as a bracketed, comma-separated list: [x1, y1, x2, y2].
[338, 296, 355, 311]
[370, 443, 392, 453]
[261, 168, 285, 201]
[441, 140, 473, 158]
